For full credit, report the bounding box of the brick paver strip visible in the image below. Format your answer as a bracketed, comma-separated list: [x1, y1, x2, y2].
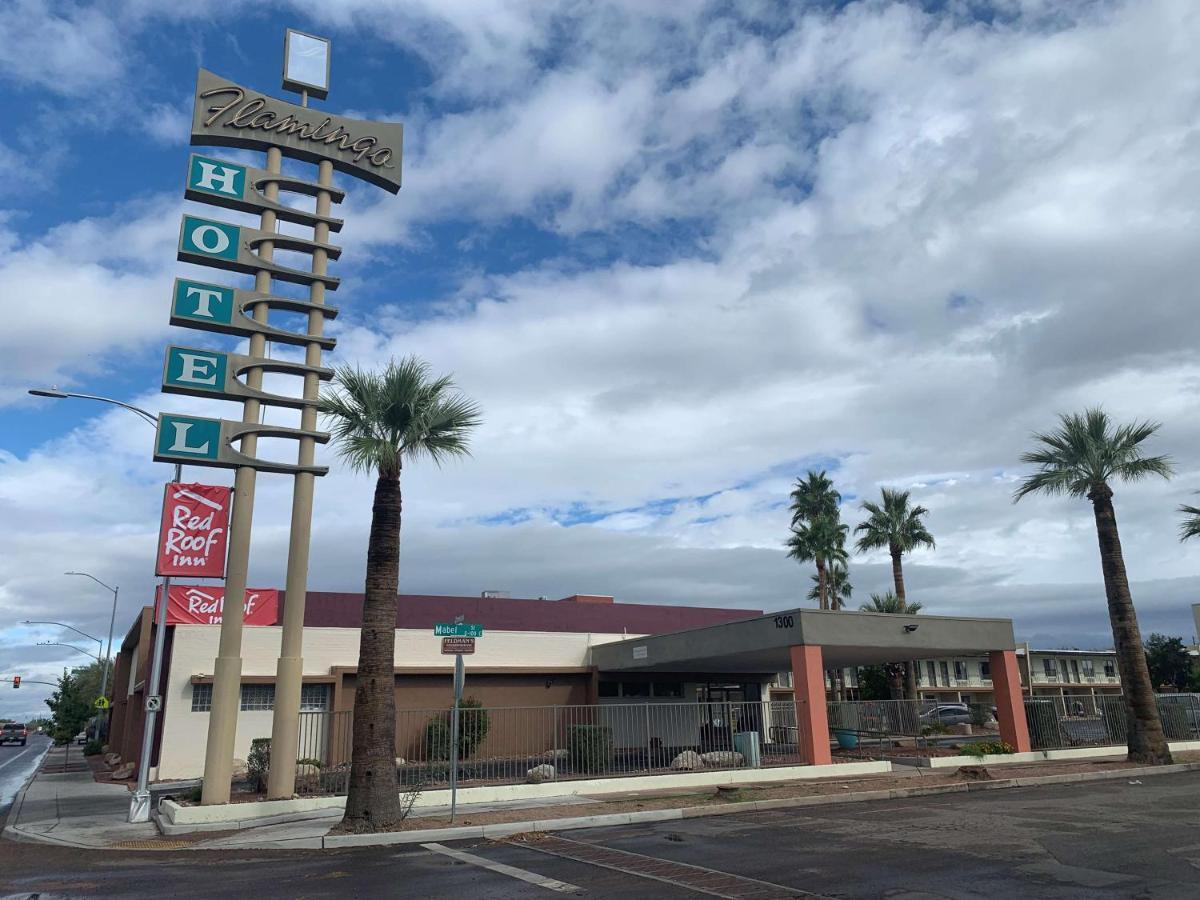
[514, 833, 827, 899]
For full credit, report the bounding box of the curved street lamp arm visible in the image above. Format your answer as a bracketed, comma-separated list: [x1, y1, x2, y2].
[30, 390, 157, 428]
[36, 641, 102, 662]
[65, 571, 118, 595]
[23, 620, 103, 647]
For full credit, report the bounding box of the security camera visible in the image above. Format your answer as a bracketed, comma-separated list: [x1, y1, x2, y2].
[903, 624, 920, 633]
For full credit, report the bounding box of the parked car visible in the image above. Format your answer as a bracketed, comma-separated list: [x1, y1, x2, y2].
[920, 704, 973, 726]
[75, 731, 87, 745]
[1, 723, 28, 746]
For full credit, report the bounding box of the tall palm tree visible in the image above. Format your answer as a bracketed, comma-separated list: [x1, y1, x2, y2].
[859, 591, 922, 614]
[810, 561, 853, 610]
[1179, 494, 1200, 542]
[1014, 408, 1173, 766]
[787, 471, 846, 609]
[854, 487, 935, 605]
[321, 358, 481, 832]
[787, 516, 849, 609]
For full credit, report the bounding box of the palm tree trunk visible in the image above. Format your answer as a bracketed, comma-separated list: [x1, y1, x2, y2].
[340, 472, 404, 831]
[889, 543, 905, 604]
[816, 558, 828, 610]
[1088, 484, 1172, 765]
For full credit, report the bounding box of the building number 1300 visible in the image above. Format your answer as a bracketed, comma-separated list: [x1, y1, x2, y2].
[773, 615, 795, 629]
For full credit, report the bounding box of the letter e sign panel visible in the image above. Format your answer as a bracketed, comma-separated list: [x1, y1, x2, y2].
[155, 482, 232, 577]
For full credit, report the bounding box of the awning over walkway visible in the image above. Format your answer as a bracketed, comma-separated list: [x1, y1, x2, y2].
[591, 608, 1017, 674]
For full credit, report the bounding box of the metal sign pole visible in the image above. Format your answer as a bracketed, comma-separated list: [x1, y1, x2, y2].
[450, 652, 464, 823]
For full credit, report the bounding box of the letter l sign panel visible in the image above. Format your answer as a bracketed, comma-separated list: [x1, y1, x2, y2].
[155, 414, 222, 461]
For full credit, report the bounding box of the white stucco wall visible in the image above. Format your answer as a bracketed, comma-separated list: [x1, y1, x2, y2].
[157, 625, 636, 780]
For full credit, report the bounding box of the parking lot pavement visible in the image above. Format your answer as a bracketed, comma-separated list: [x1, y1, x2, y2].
[448, 769, 1200, 898]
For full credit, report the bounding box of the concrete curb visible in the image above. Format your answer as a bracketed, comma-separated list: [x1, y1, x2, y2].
[216, 759, 1200, 851]
[154, 805, 344, 836]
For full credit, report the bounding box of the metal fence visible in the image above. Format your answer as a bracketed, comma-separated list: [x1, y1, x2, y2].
[1024, 693, 1200, 751]
[294, 700, 814, 796]
[826, 699, 1001, 759]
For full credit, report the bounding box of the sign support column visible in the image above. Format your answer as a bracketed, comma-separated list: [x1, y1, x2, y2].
[267, 157, 335, 799]
[200, 147, 281, 805]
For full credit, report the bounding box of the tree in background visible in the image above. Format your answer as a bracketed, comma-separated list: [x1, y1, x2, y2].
[321, 357, 481, 834]
[859, 592, 923, 699]
[859, 591, 923, 615]
[854, 488, 935, 606]
[45, 671, 93, 745]
[1178, 493, 1200, 542]
[1144, 634, 1191, 691]
[809, 561, 852, 610]
[1015, 408, 1174, 765]
[787, 471, 847, 609]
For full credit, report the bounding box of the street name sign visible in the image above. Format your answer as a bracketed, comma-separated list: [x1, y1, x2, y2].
[441, 637, 476, 655]
[433, 622, 484, 638]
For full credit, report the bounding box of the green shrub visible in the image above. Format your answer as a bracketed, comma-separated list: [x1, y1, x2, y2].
[296, 757, 324, 769]
[921, 722, 950, 737]
[969, 705, 991, 727]
[567, 724, 613, 774]
[423, 697, 491, 761]
[83, 739, 103, 756]
[247, 738, 271, 791]
[185, 784, 203, 803]
[962, 740, 1015, 758]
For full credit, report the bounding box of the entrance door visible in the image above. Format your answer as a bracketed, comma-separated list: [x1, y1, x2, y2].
[699, 683, 754, 750]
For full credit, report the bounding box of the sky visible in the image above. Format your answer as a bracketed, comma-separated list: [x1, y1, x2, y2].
[3, 0, 1200, 720]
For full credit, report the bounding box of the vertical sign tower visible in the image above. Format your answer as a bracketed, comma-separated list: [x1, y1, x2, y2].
[156, 32, 402, 805]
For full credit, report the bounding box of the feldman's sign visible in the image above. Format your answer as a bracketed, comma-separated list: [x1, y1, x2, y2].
[191, 68, 403, 193]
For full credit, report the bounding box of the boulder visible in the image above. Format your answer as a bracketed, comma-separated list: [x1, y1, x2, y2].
[296, 763, 321, 777]
[395, 757, 407, 767]
[948, 724, 973, 736]
[543, 749, 569, 763]
[104, 753, 121, 767]
[111, 761, 136, 780]
[700, 751, 744, 767]
[670, 750, 704, 771]
[526, 764, 556, 784]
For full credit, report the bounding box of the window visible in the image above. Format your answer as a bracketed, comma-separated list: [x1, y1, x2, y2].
[240, 684, 275, 711]
[652, 682, 683, 698]
[979, 661, 991, 680]
[1104, 660, 1116, 678]
[927, 661, 937, 685]
[954, 661, 968, 681]
[1081, 660, 1095, 677]
[300, 684, 330, 711]
[1043, 659, 1058, 677]
[191, 683, 212, 712]
[775, 671, 793, 689]
[939, 661, 950, 685]
[598, 681, 619, 698]
[620, 682, 650, 697]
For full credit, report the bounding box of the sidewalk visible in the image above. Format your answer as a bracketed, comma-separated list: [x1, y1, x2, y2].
[3, 745, 164, 849]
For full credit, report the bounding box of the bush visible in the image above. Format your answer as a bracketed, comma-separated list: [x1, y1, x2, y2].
[423, 697, 491, 761]
[247, 738, 271, 791]
[921, 722, 950, 737]
[83, 739, 103, 756]
[962, 740, 1015, 758]
[567, 724, 613, 774]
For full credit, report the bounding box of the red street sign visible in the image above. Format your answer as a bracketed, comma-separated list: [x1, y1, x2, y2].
[441, 637, 475, 655]
[163, 585, 278, 626]
[155, 482, 232, 577]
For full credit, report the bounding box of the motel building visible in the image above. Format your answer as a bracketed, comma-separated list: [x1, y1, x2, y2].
[106, 590, 1034, 783]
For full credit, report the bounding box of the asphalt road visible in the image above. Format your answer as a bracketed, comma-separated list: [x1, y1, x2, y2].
[1, 769, 1198, 898]
[0, 736, 50, 822]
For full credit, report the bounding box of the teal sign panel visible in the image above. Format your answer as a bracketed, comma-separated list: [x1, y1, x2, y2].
[433, 623, 484, 638]
[172, 279, 234, 327]
[180, 215, 239, 262]
[163, 346, 229, 394]
[155, 414, 222, 462]
[187, 155, 247, 200]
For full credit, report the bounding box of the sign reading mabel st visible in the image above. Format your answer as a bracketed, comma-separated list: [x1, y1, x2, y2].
[155, 482, 232, 578]
[192, 68, 403, 193]
[433, 622, 484, 638]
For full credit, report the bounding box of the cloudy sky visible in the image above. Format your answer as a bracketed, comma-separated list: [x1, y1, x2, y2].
[3, 0, 1200, 719]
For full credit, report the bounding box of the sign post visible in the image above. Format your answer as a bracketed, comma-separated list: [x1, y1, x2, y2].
[438, 618, 480, 824]
[152, 32, 401, 806]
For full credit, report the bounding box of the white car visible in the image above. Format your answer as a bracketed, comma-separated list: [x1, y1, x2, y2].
[75, 731, 87, 745]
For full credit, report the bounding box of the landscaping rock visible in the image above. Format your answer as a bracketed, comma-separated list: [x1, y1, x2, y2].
[526, 764, 556, 784]
[111, 761, 136, 780]
[296, 763, 321, 777]
[395, 757, 407, 767]
[670, 750, 704, 771]
[700, 751, 744, 767]
[957, 765, 992, 781]
[949, 724, 973, 736]
[104, 753, 121, 767]
[543, 749, 569, 763]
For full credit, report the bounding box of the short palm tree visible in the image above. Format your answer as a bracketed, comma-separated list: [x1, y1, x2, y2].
[854, 488, 935, 605]
[1014, 408, 1173, 765]
[321, 358, 481, 832]
[787, 516, 849, 609]
[788, 471, 846, 609]
[810, 561, 853, 610]
[1179, 494, 1200, 542]
[859, 591, 922, 614]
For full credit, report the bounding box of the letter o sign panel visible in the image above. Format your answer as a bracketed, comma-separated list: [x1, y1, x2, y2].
[181, 215, 240, 261]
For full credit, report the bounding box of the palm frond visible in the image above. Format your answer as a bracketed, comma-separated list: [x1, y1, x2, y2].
[1179, 498, 1200, 542]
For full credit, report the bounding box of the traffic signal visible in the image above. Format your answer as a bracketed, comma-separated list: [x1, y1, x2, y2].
[11, 676, 19, 689]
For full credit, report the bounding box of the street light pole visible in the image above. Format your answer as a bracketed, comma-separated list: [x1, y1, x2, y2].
[28, 387, 182, 823]
[64, 572, 119, 699]
[23, 620, 104, 655]
[36, 641, 102, 663]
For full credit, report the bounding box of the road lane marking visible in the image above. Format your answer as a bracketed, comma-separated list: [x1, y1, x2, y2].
[0, 743, 43, 772]
[420, 842, 582, 893]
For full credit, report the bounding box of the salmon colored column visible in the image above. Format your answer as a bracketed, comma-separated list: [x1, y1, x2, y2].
[989, 649, 1031, 752]
[790, 645, 832, 766]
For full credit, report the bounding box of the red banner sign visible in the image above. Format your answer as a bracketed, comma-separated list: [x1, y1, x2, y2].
[155, 483, 232, 577]
[163, 585, 278, 626]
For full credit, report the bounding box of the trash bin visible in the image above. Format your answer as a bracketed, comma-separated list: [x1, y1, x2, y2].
[733, 731, 761, 768]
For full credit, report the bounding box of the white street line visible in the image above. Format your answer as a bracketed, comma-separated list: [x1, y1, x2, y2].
[420, 842, 581, 893]
[0, 743, 42, 772]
